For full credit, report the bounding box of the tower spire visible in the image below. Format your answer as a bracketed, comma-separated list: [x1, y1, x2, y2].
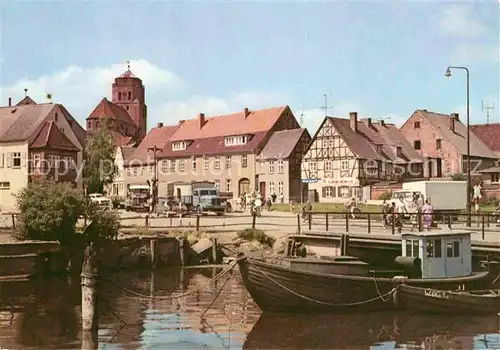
[126, 60, 131, 71]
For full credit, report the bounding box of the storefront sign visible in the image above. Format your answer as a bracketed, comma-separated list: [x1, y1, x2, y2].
[321, 178, 359, 186]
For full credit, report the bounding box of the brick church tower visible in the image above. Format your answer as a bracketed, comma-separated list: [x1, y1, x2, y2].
[111, 63, 147, 140]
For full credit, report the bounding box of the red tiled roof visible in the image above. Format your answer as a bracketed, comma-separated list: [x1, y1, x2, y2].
[127, 125, 179, 165]
[471, 123, 500, 153]
[161, 131, 268, 159]
[259, 128, 309, 159]
[0, 104, 56, 142]
[16, 96, 37, 106]
[58, 104, 86, 147]
[327, 117, 422, 162]
[118, 70, 138, 79]
[414, 110, 497, 158]
[30, 121, 79, 151]
[169, 106, 287, 141]
[113, 132, 135, 147]
[87, 98, 136, 127]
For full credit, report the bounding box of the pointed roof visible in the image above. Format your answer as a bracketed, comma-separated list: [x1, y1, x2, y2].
[30, 120, 79, 151]
[16, 96, 37, 106]
[128, 124, 179, 165]
[87, 98, 136, 126]
[259, 128, 309, 160]
[0, 104, 56, 142]
[470, 123, 500, 153]
[118, 69, 138, 79]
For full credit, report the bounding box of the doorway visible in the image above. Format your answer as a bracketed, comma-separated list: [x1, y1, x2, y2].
[176, 188, 181, 199]
[436, 158, 442, 178]
[427, 159, 434, 178]
[238, 178, 250, 196]
[259, 182, 266, 198]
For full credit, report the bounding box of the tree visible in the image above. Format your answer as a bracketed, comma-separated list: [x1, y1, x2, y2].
[84, 117, 117, 194]
[451, 173, 467, 181]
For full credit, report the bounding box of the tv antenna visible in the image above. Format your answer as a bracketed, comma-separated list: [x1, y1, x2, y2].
[320, 93, 335, 117]
[482, 100, 495, 124]
[299, 102, 304, 126]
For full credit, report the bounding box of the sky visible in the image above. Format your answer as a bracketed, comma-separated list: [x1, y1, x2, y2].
[0, 0, 499, 135]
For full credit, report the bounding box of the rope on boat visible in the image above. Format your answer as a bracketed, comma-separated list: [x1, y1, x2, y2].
[247, 258, 396, 307]
[492, 272, 500, 286]
[104, 260, 237, 301]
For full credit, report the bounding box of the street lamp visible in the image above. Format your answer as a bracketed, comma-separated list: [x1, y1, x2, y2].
[148, 146, 162, 213]
[445, 65, 471, 227]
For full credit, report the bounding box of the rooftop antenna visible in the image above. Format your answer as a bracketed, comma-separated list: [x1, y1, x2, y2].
[299, 102, 304, 126]
[320, 93, 335, 118]
[482, 100, 495, 124]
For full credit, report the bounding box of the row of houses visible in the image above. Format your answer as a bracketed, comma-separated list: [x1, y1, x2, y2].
[2, 65, 500, 210]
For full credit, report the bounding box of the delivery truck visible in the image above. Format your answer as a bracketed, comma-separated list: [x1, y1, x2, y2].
[392, 180, 467, 215]
[167, 181, 226, 215]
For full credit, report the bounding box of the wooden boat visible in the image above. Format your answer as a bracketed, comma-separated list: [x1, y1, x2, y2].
[394, 284, 500, 314]
[236, 229, 493, 313]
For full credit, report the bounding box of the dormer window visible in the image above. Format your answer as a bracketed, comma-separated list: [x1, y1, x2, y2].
[172, 141, 187, 151]
[225, 135, 248, 146]
[396, 146, 403, 157]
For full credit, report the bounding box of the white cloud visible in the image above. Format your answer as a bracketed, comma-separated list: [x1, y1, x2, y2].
[440, 5, 487, 37]
[0, 60, 284, 130]
[455, 44, 500, 63]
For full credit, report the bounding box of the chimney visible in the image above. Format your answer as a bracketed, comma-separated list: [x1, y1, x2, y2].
[449, 115, 455, 133]
[366, 118, 372, 128]
[244, 107, 250, 119]
[349, 112, 358, 132]
[380, 120, 385, 127]
[198, 113, 205, 129]
[8, 97, 11, 107]
[157, 122, 163, 128]
[451, 112, 459, 121]
[179, 120, 185, 126]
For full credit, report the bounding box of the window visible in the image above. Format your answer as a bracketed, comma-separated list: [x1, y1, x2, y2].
[310, 162, 317, 172]
[128, 91, 132, 100]
[323, 186, 334, 197]
[414, 121, 420, 129]
[0, 182, 10, 190]
[446, 240, 460, 258]
[269, 161, 275, 173]
[172, 141, 187, 151]
[162, 160, 168, 173]
[170, 160, 176, 172]
[179, 160, 185, 172]
[414, 140, 421, 150]
[339, 186, 349, 198]
[214, 156, 220, 170]
[11, 152, 21, 168]
[224, 135, 247, 146]
[277, 160, 284, 173]
[118, 92, 122, 100]
[133, 167, 138, 176]
[226, 156, 232, 169]
[269, 181, 275, 194]
[340, 160, 348, 171]
[492, 173, 499, 183]
[242, 155, 247, 168]
[436, 139, 442, 150]
[405, 239, 419, 258]
[396, 146, 402, 157]
[323, 139, 329, 148]
[214, 180, 220, 189]
[278, 181, 284, 194]
[192, 157, 197, 170]
[426, 239, 442, 258]
[225, 179, 231, 192]
[204, 156, 209, 170]
[376, 144, 383, 154]
[329, 138, 334, 148]
[33, 154, 41, 169]
[325, 161, 333, 171]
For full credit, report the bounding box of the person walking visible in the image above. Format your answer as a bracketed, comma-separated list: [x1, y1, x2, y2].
[422, 198, 434, 231]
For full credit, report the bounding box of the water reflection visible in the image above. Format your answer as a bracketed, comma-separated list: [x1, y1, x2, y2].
[0, 268, 498, 349]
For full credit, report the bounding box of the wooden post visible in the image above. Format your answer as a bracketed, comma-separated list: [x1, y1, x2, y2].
[345, 212, 349, 233]
[210, 237, 218, 264]
[145, 215, 149, 228]
[150, 239, 157, 269]
[170, 216, 173, 227]
[340, 234, 345, 255]
[418, 211, 423, 232]
[178, 238, 185, 267]
[81, 328, 98, 350]
[297, 214, 301, 234]
[11, 214, 15, 230]
[196, 215, 200, 232]
[482, 215, 485, 240]
[447, 214, 452, 229]
[391, 213, 395, 235]
[308, 212, 312, 230]
[487, 213, 490, 227]
[344, 234, 350, 255]
[367, 213, 371, 234]
[325, 213, 329, 232]
[252, 212, 256, 229]
[81, 243, 99, 332]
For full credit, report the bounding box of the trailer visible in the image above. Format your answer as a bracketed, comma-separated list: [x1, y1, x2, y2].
[167, 181, 226, 215]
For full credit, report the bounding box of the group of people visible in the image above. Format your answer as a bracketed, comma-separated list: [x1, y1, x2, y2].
[381, 194, 434, 232]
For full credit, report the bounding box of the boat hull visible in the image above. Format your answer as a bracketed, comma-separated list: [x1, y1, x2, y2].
[395, 284, 500, 314]
[237, 255, 492, 313]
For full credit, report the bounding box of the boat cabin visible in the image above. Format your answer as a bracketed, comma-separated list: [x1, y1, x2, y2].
[401, 230, 472, 278]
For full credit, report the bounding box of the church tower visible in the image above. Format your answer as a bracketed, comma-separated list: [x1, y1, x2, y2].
[111, 62, 147, 140]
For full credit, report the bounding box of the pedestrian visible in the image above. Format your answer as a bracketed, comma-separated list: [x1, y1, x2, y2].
[266, 197, 272, 211]
[422, 198, 433, 231]
[271, 192, 277, 203]
[279, 193, 284, 204]
[290, 200, 295, 213]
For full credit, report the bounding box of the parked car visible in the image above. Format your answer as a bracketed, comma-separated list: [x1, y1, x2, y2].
[89, 193, 112, 209]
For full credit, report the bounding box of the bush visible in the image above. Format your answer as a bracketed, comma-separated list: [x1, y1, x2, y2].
[379, 191, 392, 200]
[237, 228, 275, 247]
[451, 173, 466, 181]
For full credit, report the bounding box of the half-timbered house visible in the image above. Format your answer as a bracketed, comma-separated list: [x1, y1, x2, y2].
[302, 112, 423, 203]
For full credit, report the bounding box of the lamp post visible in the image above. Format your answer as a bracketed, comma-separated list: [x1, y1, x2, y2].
[148, 146, 161, 213]
[445, 66, 471, 227]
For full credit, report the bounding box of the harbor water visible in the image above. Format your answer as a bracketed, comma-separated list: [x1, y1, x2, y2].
[0, 267, 499, 349]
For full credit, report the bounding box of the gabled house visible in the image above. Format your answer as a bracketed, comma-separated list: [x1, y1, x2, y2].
[0, 98, 85, 210]
[399, 110, 498, 179]
[302, 112, 422, 203]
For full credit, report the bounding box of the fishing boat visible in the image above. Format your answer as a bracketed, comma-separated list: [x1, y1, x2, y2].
[394, 284, 500, 314]
[236, 229, 492, 313]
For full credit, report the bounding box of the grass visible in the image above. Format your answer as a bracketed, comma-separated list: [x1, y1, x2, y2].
[270, 202, 381, 214]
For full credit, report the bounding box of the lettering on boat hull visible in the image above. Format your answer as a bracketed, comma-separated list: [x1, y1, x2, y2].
[424, 289, 450, 300]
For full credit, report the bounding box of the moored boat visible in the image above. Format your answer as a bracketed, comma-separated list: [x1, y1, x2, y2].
[236, 229, 492, 313]
[394, 284, 500, 314]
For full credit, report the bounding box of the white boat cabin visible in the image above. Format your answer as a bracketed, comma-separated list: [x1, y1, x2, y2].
[401, 230, 472, 278]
